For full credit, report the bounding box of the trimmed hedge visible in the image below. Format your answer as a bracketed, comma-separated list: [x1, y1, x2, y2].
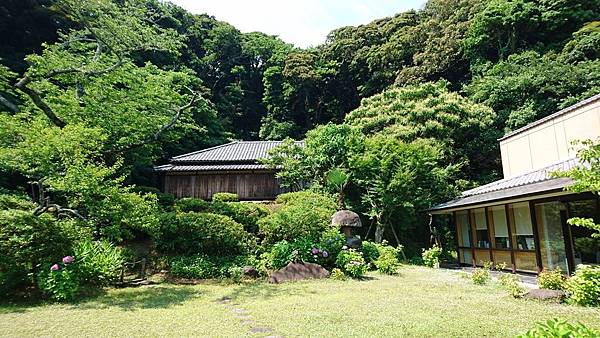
[210, 202, 270, 233]
[155, 212, 256, 255]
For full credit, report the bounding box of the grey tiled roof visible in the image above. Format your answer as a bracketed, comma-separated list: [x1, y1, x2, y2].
[154, 164, 271, 172]
[171, 141, 304, 163]
[428, 158, 582, 212]
[462, 158, 580, 197]
[499, 92, 600, 141]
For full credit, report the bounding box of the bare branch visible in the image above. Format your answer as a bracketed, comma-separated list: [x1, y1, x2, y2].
[14, 82, 66, 128]
[111, 88, 200, 153]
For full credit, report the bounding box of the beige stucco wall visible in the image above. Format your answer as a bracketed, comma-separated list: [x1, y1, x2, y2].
[500, 97, 600, 178]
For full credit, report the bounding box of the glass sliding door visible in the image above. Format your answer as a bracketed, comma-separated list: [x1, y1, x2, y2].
[508, 202, 537, 272]
[472, 208, 490, 264]
[534, 202, 568, 272]
[456, 210, 473, 265]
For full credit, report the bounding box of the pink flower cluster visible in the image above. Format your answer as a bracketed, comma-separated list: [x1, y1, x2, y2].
[49, 256, 75, 272]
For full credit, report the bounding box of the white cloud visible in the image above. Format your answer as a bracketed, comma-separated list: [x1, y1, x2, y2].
[169, 0, 426, 47]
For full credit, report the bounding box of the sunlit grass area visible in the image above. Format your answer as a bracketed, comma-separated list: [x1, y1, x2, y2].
[1, 266, 599, 337]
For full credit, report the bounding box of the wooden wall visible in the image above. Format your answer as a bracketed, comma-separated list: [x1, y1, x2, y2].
[163, 171, 281, 200]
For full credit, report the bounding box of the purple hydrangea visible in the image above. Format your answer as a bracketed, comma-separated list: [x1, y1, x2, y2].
[311, 247, 319, 255]
[322, 251, 329, 258]
[50, 264, 60, 271]
[62, 256, 74, 264]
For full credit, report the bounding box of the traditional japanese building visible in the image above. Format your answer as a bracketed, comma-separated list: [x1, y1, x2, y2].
[429, 93, 600, 274]
[155, 141, 302, 200]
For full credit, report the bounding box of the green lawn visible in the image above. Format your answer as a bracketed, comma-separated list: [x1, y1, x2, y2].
[1, 266, 599, 337]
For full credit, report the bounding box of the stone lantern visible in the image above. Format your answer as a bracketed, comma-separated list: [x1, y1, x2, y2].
[331, 210, 363, 248]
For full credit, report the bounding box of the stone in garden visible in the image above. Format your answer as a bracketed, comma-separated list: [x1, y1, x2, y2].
[268, 262, 330, 283]
[243, 266, 260, 278]
[250, 327, 273, 333]
[332, 210, 362, 236]
[523, 289, 566, 303]
[332, 210, 363, 248]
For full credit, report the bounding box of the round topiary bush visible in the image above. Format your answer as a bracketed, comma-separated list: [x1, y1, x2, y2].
[174, 197, 211, 213]
[259, 191, 338, 245]
[155, 212, 256, 255]
[212, 192, 239, 202]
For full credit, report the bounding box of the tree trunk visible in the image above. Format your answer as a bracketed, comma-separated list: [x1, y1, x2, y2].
[374, 223, 385, 243]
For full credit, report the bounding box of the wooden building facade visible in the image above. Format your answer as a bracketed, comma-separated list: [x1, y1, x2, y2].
[429, 93, 600, 274]
[155, 141, 303, 200]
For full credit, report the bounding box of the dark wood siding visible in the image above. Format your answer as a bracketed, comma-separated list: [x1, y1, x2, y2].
[163, 171, 281, 200]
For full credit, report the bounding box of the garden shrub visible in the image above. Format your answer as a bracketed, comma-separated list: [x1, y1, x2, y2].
[212, 192, 239, 202]
[538, 267, 566, 290]
[374, 245, 401, 275]
[262, 237, 333, 270]
[517, 319, 599, 338]
[209, 202, 270, 233]
[156, 212, 255, 256]
[362, 241, 380, 266]
[174, 197, 210, 213]
[0, 210, 84, 295]
[422, 245, 442, 268]
[471, 267, 491, 285]
[330, 268, 347, 281]
[565, 265, 600, 307]
[134, 186, 175, 209]
[336, 248, 367, 278]
[499, 273, 525, 298]
[319, 228, 346, 267]
[0, 193, 35, 211]
[275, 191, 337, 209]
[37, 261, 80, 301]
[170, 254, 259, 280]
[259, 191, 337, 245]
[73, 240, 125, 286]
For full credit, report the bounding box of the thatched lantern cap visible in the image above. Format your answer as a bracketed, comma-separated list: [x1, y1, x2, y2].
[332, 210, 362, 236]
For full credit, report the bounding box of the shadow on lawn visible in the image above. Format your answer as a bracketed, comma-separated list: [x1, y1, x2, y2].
[69, 285, 203, 311]
[225, 281, 318, 301]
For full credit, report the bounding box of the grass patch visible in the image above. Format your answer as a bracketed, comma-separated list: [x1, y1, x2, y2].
[1, 266, 599, 337]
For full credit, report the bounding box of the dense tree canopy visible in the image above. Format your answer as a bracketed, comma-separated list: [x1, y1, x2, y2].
[0, 0, 599, 247]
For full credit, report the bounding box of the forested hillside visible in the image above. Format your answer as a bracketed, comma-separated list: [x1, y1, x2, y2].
[0, 0, 598, 243]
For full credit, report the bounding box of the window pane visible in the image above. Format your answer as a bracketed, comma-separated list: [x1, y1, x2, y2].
[489, 206, 510, 249]
[456, 210, 471, 247]
[568, 200, 600, 265]
[473, 208, 489, 248]
[459, 249, 472, 265]
[535, 202, 568, 271]
[509, 202, 535, 250]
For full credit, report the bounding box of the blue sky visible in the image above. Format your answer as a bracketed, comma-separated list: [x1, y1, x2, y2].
[170, 0, 427, 48]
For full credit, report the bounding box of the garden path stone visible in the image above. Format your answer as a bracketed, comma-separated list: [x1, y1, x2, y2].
[249, 327, 273, 333]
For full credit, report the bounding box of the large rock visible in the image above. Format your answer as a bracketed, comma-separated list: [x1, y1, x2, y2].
[268, 262, 330, 283]
[331, 210, 362, 228]
[523, 289, 566, 303]
[243, 266, 260, 279]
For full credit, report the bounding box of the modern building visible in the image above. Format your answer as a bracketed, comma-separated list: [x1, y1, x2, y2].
[429, 93, 600, 274]
[155, 141, 303, 200]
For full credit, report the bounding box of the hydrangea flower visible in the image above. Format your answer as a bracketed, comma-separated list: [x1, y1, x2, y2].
[311, 247, 319, 255]
[322, 251, 329, 258]
[50, 264, 60, 271]
[62, 256, 74, 264]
